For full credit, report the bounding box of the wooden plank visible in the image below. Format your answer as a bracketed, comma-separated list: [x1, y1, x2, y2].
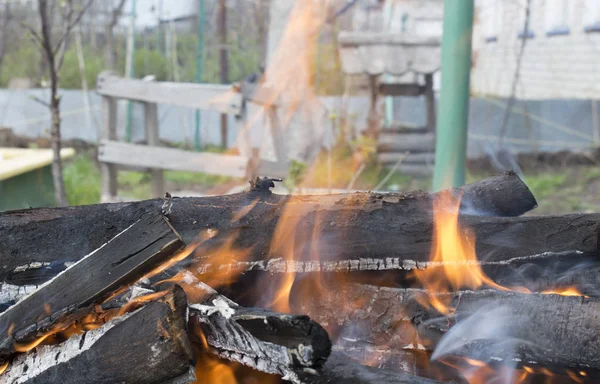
[99, 140, 249, 178]
[100, 96, 117, 202]
[424, 74, 436, 132]
[0, 148, 75, 182]
[144, 102, 165, 198]
[338, 32, 441, 47]
[379, 152, 435, 165]
[0, 210, 184, 364]
[378, 133, 436, 153]
[1, 286, 195, 384]
[378, 83, 426, 97]
[96, 71, 242, 115]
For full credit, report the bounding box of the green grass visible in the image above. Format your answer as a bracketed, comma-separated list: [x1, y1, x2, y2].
[63, 153, 235, 202]
[63, 154, 101, 206]
[522, 173, 568, 201]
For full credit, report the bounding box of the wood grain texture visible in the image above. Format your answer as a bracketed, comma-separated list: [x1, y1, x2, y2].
[0, 211, 184, 363]
[294, 283, 600, 371]
[0, 286, 195, 384]
[99, 140, 249, 178]
[0, 174, 540, 288]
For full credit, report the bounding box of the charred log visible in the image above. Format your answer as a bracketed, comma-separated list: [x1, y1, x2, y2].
[293, 282, 600, 372]
[175, 275, 331, 380]
[0, 286, 195, 384]
[0, 211, 184, 364]
[298, 351, 442, 384]
[0, 173, 535, 286]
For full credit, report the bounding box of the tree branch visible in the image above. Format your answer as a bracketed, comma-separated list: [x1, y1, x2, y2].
[52, 0, 94, 59]
[110, 0, 127, 28]
[19, 20, 44, 49]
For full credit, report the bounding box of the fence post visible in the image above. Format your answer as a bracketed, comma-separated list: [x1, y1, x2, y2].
[144, 102, 165, 198]
[100, 96, 118, 202]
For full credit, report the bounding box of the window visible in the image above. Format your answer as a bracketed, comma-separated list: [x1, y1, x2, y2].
[584, 0, 600, 33]
[517, 0, 534, 39]
[482, 0, 502, 42]
[545, 0, 571, 36]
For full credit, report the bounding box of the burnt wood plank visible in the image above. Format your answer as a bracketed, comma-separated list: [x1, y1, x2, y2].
[0, 173, 536, 287]
[0, 211, 184, 364]
[0, 286, 195, 384]
[293, 282, 600, 372]
[174, 274, 331, 379]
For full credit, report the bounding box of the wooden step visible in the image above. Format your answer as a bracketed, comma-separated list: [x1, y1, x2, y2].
[378, 152, 435, 165]
[382, 122, 430, 135]
[378, 133, 435, 153]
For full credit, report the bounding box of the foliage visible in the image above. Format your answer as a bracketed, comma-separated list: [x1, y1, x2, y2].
[58, 46, 104, 89]
[0, 44, 41, 87]
[63, 154, 101, 205]
[132, 48, 170, 81]
[284, 160, 307, 190]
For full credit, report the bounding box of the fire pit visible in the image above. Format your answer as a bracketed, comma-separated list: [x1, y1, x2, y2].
[0, 172, 597, 383]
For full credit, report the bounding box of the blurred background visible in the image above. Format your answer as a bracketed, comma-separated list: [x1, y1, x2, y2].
[0, 0, 599, 215]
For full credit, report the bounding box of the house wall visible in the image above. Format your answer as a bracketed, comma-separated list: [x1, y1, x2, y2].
[472, 0, 600, 100]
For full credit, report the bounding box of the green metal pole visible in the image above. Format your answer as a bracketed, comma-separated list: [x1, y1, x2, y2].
[194, 0, 205, 151]
[125, 0, 136, 143]
[432, 0, 474, 191]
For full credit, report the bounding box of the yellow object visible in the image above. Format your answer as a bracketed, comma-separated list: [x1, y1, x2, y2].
[0, 147, 75, 181]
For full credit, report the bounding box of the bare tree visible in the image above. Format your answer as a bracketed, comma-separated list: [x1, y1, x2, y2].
[104, 0, 127, 71]
[22, 0, 93, 206]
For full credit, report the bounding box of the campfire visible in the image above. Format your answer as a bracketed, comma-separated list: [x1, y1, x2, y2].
[0, 172, 598, 383]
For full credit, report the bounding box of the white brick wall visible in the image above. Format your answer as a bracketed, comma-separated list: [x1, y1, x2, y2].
[471, 0, 600, 100]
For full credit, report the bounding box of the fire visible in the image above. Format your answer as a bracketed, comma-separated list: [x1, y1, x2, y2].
[541, 287, 586, 297]
[412, 191, 510, 314]
[194, 354, 237, 384]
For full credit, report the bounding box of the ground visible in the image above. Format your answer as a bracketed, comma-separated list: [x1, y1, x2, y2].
[62, 150, 600, 215]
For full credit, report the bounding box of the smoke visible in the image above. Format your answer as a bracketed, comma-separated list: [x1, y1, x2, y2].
[430, 304, 536, 383]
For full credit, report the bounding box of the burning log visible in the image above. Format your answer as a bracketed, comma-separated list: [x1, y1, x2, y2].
[298, 351, 442, 384]
[0, 211, 184, 364]
[0, 286, 195, 384]
[0, 173, 537, 287]
[294, 282, 600, 373]
[163, 274, 332, 380]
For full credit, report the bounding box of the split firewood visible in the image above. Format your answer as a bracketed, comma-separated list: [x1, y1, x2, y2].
[0, 211, 184, 365]
[293, 282, 600, 373]
[1, 173, 538, 287]
[298, 351, 443, 384]
[158, 273, 331, 381]
[0, 286, 195, 384]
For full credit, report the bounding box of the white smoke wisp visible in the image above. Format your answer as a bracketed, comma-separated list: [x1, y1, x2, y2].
[430, 304, 538, 383]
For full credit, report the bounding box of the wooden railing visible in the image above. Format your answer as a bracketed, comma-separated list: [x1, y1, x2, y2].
[96, 71, 284, 201]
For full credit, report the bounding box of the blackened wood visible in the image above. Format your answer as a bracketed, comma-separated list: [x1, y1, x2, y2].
[0, 286, 195, 384]
[294, 283, 600, 372]
[185, 277, 331, 380]
[0, 173, 535, 287]
[298, 351, 442, 384]
[0, 211, 184, 364]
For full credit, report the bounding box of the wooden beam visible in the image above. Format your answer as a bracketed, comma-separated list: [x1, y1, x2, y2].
[0, 211, 184, 364]
[143, 102, 165, 198]
[96, 71, 242, 115]
[1, 286, 195, 384]
[424, 74, 436, 132]
[98, 140, 249, 178]
[100, 96, 117, 202]
[378, 83, 426, 97]
[378, 133, 436, 153]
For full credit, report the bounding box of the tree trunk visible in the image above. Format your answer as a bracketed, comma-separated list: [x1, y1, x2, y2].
[218, 0, 229, 148]
[50, 82, 67, 206]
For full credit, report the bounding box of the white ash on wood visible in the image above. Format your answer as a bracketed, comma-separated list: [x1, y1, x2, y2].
[0, 286, 195, 384]
[0, 211, 184, 365]
[0, 173, 537, 288]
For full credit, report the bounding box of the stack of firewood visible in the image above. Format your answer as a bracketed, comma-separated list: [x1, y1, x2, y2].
[0, 172, 598, 383]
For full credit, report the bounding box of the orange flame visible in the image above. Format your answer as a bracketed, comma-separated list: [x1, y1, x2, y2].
[541, 287, 587, 297]
[412, 191, 510, 314]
